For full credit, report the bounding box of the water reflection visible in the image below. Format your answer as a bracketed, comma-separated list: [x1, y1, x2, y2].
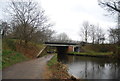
[58, 55, 120, 79]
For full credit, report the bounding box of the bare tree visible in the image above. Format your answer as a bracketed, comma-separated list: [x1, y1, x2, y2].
[98, 0, 120, 44]
[95, 25, 105, 44]
[89, 24, 96, 44]
[30, 28, 55, 43]
[108, 28, 118, 44]
[0, 21, 11, 38]
[7, 0, 52, 45]
[40, 29, 55, 42]
[80, 21, 90, 43]
[98, 0, 120, 13]
[55, 32, 71, 42]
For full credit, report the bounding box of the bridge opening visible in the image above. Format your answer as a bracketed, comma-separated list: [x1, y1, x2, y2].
[44, 42, 80, 61]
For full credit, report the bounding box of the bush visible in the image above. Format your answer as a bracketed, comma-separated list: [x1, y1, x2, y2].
[115, 47, 120, 59]
[3, 39, 16, 51]
[99, 46, 109, 52]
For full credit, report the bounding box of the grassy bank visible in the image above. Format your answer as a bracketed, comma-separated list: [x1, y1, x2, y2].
[3, 39, 45, 58]
[68, 52, 113, 57]
[2, 38, 45, 69]
[47, 54, 79, 80]
[73, 44, 115, 57]
[47, 54, 58, 66]
[82, 44, 116, 53]
[2, 50, 28, 69]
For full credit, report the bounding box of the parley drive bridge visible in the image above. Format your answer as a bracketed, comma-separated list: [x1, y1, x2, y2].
[45, 42, 80, 53]
[45, 42, 81, 61]
[37, 42, 80, 58]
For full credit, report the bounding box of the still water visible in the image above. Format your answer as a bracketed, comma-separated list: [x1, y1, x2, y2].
[58, 55, 120, 79]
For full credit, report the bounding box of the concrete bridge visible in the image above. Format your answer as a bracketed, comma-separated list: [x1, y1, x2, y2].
[44, 42, 80, 61]
[45, 42, 80, 54]
[36, 42, 80, 59]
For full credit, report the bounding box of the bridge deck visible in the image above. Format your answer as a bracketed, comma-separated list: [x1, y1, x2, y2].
[45, 42, 79, 46]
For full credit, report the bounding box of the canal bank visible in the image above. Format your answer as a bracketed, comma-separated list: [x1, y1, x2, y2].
[47, 54, 79, 80]
[46, 53, 120, 79]
[67, 52, 113, 58]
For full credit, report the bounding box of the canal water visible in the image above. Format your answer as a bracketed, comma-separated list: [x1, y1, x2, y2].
[58, 55, 120, 79]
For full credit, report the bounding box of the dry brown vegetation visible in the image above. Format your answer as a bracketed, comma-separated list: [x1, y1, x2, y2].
[49, 62, 70, 79]
[47, 55, 80, 80]
[16, 43, 44, 58]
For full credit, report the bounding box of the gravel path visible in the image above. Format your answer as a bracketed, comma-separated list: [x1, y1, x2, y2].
[2, 54, 54, 79]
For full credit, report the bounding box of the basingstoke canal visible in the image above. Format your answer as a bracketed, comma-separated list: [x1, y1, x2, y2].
[58, 54, 120, 79]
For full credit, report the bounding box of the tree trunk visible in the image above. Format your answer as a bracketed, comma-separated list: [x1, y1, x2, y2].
[24, 40, 28, 47]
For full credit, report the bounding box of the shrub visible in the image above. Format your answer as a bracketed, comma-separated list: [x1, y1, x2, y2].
[4, 39, 16, 51]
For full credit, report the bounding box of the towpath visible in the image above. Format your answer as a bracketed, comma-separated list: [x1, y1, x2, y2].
[2, 54, 53, 79]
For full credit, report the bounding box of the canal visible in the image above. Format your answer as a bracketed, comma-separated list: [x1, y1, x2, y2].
[58, 55, 120, 79]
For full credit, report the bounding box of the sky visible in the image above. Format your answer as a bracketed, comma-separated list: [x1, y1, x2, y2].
[39, 0, 117, 41]
[0, 0, 117, 41]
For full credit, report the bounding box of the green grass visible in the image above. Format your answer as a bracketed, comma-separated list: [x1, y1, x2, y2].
[2, 38, 47, 69]
[2, 50, 29, 69]
[69, 52, 113, 56]
[47, 54, 57, 66]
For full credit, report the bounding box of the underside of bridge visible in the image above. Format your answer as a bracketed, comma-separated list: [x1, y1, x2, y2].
[56, 46, 68, 54]
[45, 42, 80, 61]
[56, 46, 68, 62]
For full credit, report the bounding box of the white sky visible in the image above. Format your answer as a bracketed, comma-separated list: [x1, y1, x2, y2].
[39, 0, 117, 41]
[0, 0, 117, 41]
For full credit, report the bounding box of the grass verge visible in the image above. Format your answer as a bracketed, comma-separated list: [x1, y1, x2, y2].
[47, 54, 79, 80]
[47, 54, 57, 66]
[47, 54, 70, 79]
[68, 52, 113, 57]
[2, 50, 29, 69]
